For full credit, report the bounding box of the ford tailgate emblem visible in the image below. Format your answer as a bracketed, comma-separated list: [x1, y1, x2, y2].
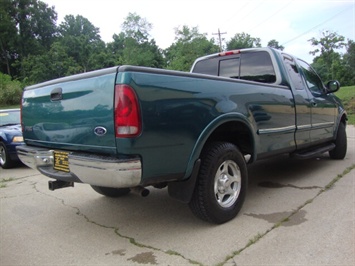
[94, 126, 107, 136]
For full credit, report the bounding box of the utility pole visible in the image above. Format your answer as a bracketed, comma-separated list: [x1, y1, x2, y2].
[212, 28, 227, 52]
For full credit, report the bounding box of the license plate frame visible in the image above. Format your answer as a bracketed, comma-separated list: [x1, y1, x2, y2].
[53, 151, 70, 172]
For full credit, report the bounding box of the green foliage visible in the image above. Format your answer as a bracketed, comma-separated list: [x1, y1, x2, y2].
[309, 31, 346, 57]
[342, 40, 355, 85]
[1, 0, 354, 100]
[335, 85, 355, 125]
[164, 25, 219, 71]
[309, 32, 354, 86]
[122, 12, 152, 43]
[267, 39, 284, 51]
[21, 42, 81, 83]
[58, 15, 108, 73]
[0, 0, 57, 78]
[226, 32, 261, 50]
[0, 73, 22, 105]
[117, 13, 164, 68]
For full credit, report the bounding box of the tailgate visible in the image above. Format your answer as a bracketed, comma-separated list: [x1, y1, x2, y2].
[22, 67, 118, 155]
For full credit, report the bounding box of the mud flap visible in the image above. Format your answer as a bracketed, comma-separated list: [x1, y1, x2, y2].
[168, 159, 201, 203]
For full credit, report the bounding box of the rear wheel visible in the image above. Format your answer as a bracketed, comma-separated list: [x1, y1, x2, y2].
[189, 142, 248, 224]
[91, 185, 131, 197]
[329, 122, 347, 160]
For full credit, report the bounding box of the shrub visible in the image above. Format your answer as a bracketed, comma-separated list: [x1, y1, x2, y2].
[0, 73, 23, 106]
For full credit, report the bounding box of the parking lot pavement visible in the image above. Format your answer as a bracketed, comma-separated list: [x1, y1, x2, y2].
[1, 126, 354, 266]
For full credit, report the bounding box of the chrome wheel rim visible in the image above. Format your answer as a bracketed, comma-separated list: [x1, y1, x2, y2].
[0, 145, 5, 165]
[214, 160, 241, 208]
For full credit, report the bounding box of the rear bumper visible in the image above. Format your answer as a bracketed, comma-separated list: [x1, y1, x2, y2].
[16, 145, 142, 188]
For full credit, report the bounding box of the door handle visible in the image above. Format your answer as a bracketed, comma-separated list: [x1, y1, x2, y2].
[51, 87, 63, 101]
[310, 100, 317, 107]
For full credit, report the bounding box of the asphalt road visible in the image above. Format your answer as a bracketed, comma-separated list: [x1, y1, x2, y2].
[1, 126, 354, 266]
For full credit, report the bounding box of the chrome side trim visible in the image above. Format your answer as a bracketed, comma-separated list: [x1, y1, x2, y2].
[257, 125, 296, 135]
[296, 124, 312, 131]
[311, 122, 334, 129]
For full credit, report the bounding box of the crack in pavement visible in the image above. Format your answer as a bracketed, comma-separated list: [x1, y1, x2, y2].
[0, 179, 39, 199]
[11, 163, 353, 266]
[31, 183, 202, 266]
[218, 164, 355, 266]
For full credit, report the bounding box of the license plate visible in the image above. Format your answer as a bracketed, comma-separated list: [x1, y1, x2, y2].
[53, 151, 70, 172]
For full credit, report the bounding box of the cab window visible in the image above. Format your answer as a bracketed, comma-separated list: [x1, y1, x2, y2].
[193, 51, 276, 84]
[240, 52, 276, 83]
[297, 59, 324, 94]
[192, 57, 219, 76]
[219, 57, 240, 78]
[283, 54, 304, 90]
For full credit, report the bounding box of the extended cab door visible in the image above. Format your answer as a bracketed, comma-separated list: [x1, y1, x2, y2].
[297, 59, 337, 143]
[282, 54, 312, 148]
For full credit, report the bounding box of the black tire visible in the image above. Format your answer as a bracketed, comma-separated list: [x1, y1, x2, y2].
[91, 185, 131, 197]
[0, 142, 15, 169]
[189, 142, 248, 224]
[329, 122, 347, 160]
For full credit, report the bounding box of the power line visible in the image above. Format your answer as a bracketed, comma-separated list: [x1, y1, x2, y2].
[281, 6, 350, 46]
[247, 0, 295, 32]
[219, 1, 251, 28]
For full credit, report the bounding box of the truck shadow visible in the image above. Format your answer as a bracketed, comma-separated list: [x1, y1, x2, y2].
[79, 153, 332, 228]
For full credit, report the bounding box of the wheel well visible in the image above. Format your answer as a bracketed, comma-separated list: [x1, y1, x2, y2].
[204, 121, 254, 161]
[341, 114, 347, 125]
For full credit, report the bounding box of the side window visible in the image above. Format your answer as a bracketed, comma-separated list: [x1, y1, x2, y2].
[219, 58, 240, 78]
[297, 59, 324, 94]
[283, 55, 304, 90]
[240, 52, 276, 83]
[192, 58, 219, 76]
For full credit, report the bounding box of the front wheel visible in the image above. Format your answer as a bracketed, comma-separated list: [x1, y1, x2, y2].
[189, 142, 248, 224]
[329, 122, 347, 160]
[91, 185, 131, 197]
[0, 142, 15, 169]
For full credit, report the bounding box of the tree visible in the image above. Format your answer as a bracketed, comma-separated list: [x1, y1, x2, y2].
[309, 31, 346, 57]
[21, 41, 80, 83]
[0, 0, 57, 78]
[58, 15, 106, 72]
[121, 12, 152, 44]
[164, 25, 219, 71]
[267, 39, 284, 51]
[309, 31, 346, 81]
[226, 32, 261, 50]
[0, 0, 18, 76]
[0, 72, 22, 105]
[106, 32, 126, 65]
[340, 40, 355, 85]
[116, 13, 164, 68]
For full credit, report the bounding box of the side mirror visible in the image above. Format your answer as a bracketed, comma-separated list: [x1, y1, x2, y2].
[325, 80, 340, 93]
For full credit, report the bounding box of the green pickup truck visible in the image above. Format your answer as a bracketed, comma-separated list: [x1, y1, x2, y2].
[17, 47, 347, 224]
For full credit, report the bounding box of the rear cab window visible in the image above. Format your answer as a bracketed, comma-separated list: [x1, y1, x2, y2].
[192, 50, 276, 84]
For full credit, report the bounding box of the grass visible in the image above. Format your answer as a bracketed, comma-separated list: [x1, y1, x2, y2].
[335, 85, 355, 125]
[0, 104, 20, 109]
[0, 178, 15, 188]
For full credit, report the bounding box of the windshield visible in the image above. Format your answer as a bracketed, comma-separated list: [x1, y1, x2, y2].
[0, 110, 21, 126]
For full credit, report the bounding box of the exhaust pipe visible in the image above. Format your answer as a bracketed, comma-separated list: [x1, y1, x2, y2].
[131, 186, 150, 197]
[48, 180, 74, 191]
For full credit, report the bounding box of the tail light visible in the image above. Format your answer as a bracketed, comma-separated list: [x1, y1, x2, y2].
[114, 84, 142, 137]
[20, 92, 24, 133]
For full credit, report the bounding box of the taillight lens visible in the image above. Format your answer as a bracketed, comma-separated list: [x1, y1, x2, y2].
[114, 84, 141, 137]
